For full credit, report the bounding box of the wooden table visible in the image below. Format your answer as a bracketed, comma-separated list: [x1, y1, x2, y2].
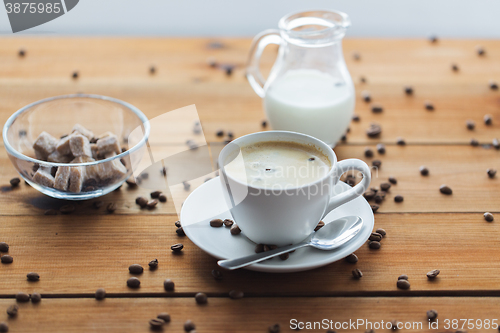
[0, 37, 499, 332]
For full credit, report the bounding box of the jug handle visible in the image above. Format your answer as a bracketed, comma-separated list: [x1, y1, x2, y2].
[246, 29, 282, 98]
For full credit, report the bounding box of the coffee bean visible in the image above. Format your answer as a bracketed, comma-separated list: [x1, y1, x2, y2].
[404, 86, 413, 95]
[255, 244, 264, 253]
[261, 120, 268, 128]
[363, 190, 377, 200]
[160, 167, 167, 177]
[352, 268, 363, 279]
[158, 193, 167, 202]
[91, 201, 103, 210]
[148, 259, 159, 269]
[369, 232, 382, 242]
[487, 169, 497, 178]
[352, 114, 360, 122]
[489, 80, 498, 90]
[420, 166, 429, 176]
[148, 65, 157, 75]
[269, 323, 281, 333]
[106, 203, 117, 213]
[184, 320, 196, 332]
[135, 197, 147, 208]
[0, 242, 9, 252]
[147, 199, 158, 209]
[361, 91, 371, 102]
[394, 195, 404, 203]
[364, 147, 374, 158]
[451, 63, 459, 71]
[369, 241, 381, 249]
[494, 138, 500, 150]
[0, 322, 8, 333]
[376, 143, 386, 154]
[216, 130, 224, 137]
[429, 35, 438, 43]
[279, 253, 289, 260]
[230, 224, 241, 235]
[227, 132, 234, 139]
[345, 253, 358, 263]
[466, 120, 475, 130]
[424, 101, 434, 111]
[128, 264, 144, 274]
[427, 309, 438, 321]
[396, 137, 406, 145]
[370, 204, 379, 213]
[352, 52, 361, 61]
[391, 320, 400, 330]
[124, 177, 137, 187]
[31, 292, 41, 303]
[59, 204, 75, 214]
[182, 181, 191, 191]
[398, 274, 408, 280]
[484, 114, 493, 125]
[371, 104, 383, 113]
[229, 290, 244, 299]
[484, 212, 494, 222]
[195, 292, 207, 304]
[157, 313, 171, 323]
[210, 219, 224, 227]
[388, 176, 397, 185]
[223, 219, 234, 227]
[95, 288, 106, 300]
[127, 277, 140, 288]
[175, 220, 181, 228]
[72, 71, 79, 79]
[27, 272, 40, 281]
[397, 279, 410, 290]
[439, 185, 452, 195]
[475, 45, 485, 56]
[176, 227, 185, 236]
[9, 178, 20, 187]
[374, 191, 386, 203]
[376, 228, 386, 237]
[149, 318, 165, 329]
[372, 160, 381, 168]
[470, 138, 479, 146]
[366, 123, 382, 138]
[164, 279, 175, 291]
[211, 269, 223, 280]
[426, 269, 440, 279]
[16, 292, 30, 302]
[314, 220, 325, 231]
[151, 191, 162, 198]
[6, 304, 18, 317]
[171, 243, 184, 252]
[380, 183, 391, 191]
[360, 76, 367, 83]
[1, 255, 13, 264]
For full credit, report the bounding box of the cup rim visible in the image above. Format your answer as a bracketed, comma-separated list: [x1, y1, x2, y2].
[218, 130, 337, 191]
[2, 93, 151, 167]
[278, 9, 351, 38]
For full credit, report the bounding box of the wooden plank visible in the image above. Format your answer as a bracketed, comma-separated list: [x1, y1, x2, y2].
[0, 297, 499, 332]
[1, 213, 499, 295]
[0, 38, 499, 145]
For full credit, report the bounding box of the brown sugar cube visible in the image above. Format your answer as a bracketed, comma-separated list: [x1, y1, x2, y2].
[71, 156, 95, 164]
[101, 160, 127, 180]
[96, 131, 114, 140]
[54, 166, 71, 191]
[96, 134, 121, 155]
[33, 131, 58, 160]
[55, 133, 77, 155]
[103, 152, 117, 159]
[33, 167, 55, 188]
[68, 166, 85, 193]
[90, 143, 99, 159]
[72, 124, 94, 141]
[47, 150, 72, 163]
[69, 134, 92, 157]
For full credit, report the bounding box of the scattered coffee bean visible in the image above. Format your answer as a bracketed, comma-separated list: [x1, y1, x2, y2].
[470, 138, 479, 146]
[95, 288, 106, 300]
[374, 191, 386, 204]
[261, 120, 267, 128]
[31, 292, 41, 303]
[352, 268, 363, 279]
[494, 138, 500, 150]
[429, 35, 438, 43]
[269, 323, 281, 333]
[161, 167, 167, 177]
[171, 243, 184, 252]
[18, 48, 26, 57]
[398, 274, 408, 280]
[164, 279, 175, 291]
[176, 227, 185, 236]
[72, 71, 79, 79]
[91, 201, 103, 210]
[484, 114, 493, 125]
[369, 232, 382, 242]
[0, 242, 8, 252]
[377, 143, 386, 154]
[127, 277, 140, 288]
[157, 313, 171, 323]
[424, 101, 434, 111]
[148, 259, 159, 269]
[6, 304, 18, 317]
[216, 130, 224, 137]
[380, 183, 391, 191]
[394, 195, 404, 203]
[388, 176, 397, 185]
[369, 241, 381, 249]
[106, 203, 117, 213]
[9, 178, 20, 187]
[391, 320, 400, 330]
[451, 63, 459, 72]
[255, 244, 264, 253]
[364, 147, 374, 158]
[489, 80, 498, 90]
[396, 137, 406, 145]
[487, 169, 497, 178]
[135, 197, 148, 208]
[372, 160, 381, 168]
[439, 185, 452, 195]
[366, 123, 382, 138]
[195, 292, 207, 304]
[210, 219, 224, 227]
[345, 253, 358, 263]
[279, 253, 289, 260]
[371, 104, 383, 113]
[1, 255, 13, 264]
[149, 318, 165, 329]
[158, 193, 167, 202]
[184, 320, 196, 332]
[466, 120, 475, 130]
[404, 86, 413, 95]
[425, 309, 438, 321]
[16, 292, 30, 302]
[476, 45, 485, 56]
[376, 228, 386, 237]
[128, 264, 144, 274]
[229, 290, 244, 299]
[397, 279, 410, 290]
[59, 204, 75, 214]
[426, 269, 440, 279]
[361, 91, 371, 102]
[147, 199, 158, 209]
[27, 272, 40, 282]
[151, 191, 162, 198]
[230, 224, 241, 235]
[370, 204, 379, 213]
[352, 52, 361, 61]
[360, 76, 367, 83]
[223, 219, 234, 227]
[183, 181, 191, 191]
[314, 220, 325, 231]
[211, 269, 223, 280]
[0, 322, 8, 333]
[352, 114, 360, 122]
[420, 166, 429, 176]
[484, 212, 494, 222]
[175, 220, 181, 228]
[363, 189, 377, 200]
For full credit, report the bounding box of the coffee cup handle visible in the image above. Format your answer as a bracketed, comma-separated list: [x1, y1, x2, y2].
[322, 159, 371, 218]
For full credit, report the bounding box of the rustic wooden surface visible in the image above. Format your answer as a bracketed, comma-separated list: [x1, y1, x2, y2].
[0, 37, 499, 332]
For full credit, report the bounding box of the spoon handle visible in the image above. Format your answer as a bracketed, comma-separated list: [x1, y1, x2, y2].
[217, 242, 309, 270]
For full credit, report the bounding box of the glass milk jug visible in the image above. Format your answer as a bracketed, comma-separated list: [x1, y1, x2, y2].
[246, 10, 354, 147]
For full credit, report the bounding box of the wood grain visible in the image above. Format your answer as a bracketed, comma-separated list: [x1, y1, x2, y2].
[0, 297, 499, 333]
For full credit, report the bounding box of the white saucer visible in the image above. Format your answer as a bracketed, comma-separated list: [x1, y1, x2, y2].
[180, 178, 374, 273]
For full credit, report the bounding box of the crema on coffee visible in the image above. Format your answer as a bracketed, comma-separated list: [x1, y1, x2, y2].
[223, 141, 331, 188]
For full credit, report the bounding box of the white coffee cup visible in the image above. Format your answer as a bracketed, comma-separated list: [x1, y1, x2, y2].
[218, 131, 371, 246]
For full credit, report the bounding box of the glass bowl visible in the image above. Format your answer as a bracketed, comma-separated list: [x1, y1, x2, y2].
[2, 94, 150, 200]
